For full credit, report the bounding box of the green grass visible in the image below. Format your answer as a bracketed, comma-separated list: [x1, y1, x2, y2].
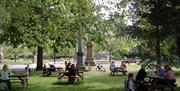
[1, 65, 180, 91]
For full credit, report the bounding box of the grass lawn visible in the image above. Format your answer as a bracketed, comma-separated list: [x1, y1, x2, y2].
[1, 64, 180, 91]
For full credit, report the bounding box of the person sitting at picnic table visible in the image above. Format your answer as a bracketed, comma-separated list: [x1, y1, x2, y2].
[96, 64, 106, 72]
[155, 64, 165, 76]
[135, 64, 148, 91]
[25, 64, 31, 76]
[120, 61, 127, 75]
[109, 61, 116, 75]
[46, 64, 56, 76]
[42, 64, 47, 76]
[164, 65, 176, 85]
[125, 73, 136, 91]
[65, 62, 72, 72]
[0, 64, 12, 91]
[68, 64, 78, 84]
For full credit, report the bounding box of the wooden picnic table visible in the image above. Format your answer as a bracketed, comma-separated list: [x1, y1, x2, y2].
[58, 71, 84, 82]
[146, 74, 176, 91]
[9, 74, 28, 87]
[111, 67, 127, 76]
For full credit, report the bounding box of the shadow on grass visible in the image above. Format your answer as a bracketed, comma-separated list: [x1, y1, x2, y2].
[52, 81, 83, 85]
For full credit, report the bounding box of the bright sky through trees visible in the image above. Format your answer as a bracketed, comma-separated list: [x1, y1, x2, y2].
[94, 0, 133, 25]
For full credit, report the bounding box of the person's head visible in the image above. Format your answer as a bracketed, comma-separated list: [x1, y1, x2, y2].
[156, 64, 161, 70]
[128, 73, 134, 79]
[111, 61, 114, 64]
[67, 62, 71, 66]
[122, 61, 125, 64]
[141, 64, 146, 69]
[2, 64, 9, 71]
[164, 65, 171, 72]
[71, 64, 76, 68]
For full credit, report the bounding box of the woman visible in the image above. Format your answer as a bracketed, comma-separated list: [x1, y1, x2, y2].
[164, 65, 176, 85]
[1, 64, 12, 91]
[68, 64, 78, 84]
[120, 61, 127, 75]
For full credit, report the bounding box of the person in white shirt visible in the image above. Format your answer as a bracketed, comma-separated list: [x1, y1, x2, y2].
[1, 64, 12, 91]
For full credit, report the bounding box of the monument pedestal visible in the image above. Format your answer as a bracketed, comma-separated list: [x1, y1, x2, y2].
[85, 58, 96, 66]
[76, 52, 86, 71]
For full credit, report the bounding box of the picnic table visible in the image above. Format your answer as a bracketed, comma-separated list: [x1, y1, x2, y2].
[10, 74, 28, 87]
[146, 74, 176, 91]
[111, 67, 127, 76]
[0, 74, 28, 87]
[58, 71, 84, 82]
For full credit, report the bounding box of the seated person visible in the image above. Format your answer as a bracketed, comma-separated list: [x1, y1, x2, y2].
[65, 62, 72, 72]
[43, 64, 47, 75]
[25, 64, 31, 76]
[152, 64, 165, 90]
[155, 64, 165, 76]
[109, 61, 116, 75]
[135, 64, 148, 91]
[1, 64, 12, 91]
[164, 65, 176, 85]
[68, 64, 78, 84]
[120, 61, 127, 75]
[125, 73, 136, 91]
[96, 64, 106, 72]
[47, 64, 56, 76]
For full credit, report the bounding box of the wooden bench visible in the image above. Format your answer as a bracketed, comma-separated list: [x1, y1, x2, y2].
[58, 71, 84, 82]
[111, 67, 127, 76]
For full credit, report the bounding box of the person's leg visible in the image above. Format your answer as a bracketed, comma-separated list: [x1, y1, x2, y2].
[6, 80, 12, 91]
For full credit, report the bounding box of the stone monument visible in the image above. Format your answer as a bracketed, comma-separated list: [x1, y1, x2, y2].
[85, 38, 96, 66]
[76, 29, 86, 71]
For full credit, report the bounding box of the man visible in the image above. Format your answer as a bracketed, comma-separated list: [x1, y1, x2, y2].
[135, 64, 148, 91]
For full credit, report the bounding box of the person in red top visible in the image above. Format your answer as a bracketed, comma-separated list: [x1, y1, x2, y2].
[120, 61, 127, 75]
[164, 65, 176, 85]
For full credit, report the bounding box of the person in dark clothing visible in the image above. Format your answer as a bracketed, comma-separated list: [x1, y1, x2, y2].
[65, 62, 71, 72]
[135, 64, 148, 91]
[47, 64, 56, 76]
[68, 64, 78, 84]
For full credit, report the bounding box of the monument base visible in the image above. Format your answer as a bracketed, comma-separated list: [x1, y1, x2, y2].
[85, 58, 96, 66]
[77, 65, 87, 71]
[90, 61, 96, 66]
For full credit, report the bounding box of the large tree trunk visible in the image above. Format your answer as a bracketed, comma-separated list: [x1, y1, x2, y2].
[36, 46, 43, 70]
[176, 36, 180, 58]
[156, 37, 161, 64]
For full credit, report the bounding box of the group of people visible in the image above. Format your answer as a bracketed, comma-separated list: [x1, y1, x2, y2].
[64, 62, 79, 84]
[109, 61, 127, 75]
[125, 64, 176, 91]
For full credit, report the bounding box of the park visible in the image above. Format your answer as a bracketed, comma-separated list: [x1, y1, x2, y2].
[0, 0, 180, 91]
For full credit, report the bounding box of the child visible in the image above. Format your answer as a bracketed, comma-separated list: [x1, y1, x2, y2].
[125, 73, 136, 91]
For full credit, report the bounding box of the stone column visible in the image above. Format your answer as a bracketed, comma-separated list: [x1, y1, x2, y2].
[76, 29, 86, 71]
[85, 38, 96, 66]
